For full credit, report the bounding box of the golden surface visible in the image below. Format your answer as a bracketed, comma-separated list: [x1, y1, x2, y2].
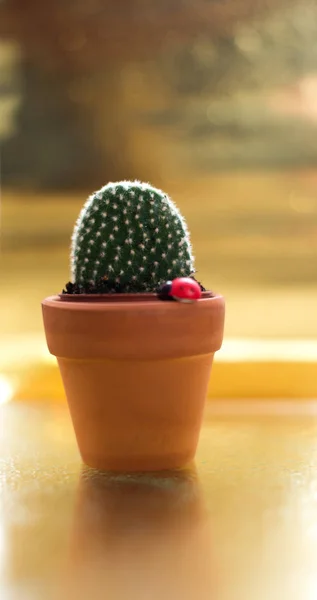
[2, 400, 317, 599]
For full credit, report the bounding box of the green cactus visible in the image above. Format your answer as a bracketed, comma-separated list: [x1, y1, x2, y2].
[70, 180, 194, 293]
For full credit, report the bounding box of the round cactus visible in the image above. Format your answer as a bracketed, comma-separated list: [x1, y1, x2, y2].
[70, 180, 194, 293]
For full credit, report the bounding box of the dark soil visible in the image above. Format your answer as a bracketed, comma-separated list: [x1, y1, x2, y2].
[62, 276, 206, 295]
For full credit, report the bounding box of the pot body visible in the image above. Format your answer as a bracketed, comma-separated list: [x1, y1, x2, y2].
[42, 294, 225, 471]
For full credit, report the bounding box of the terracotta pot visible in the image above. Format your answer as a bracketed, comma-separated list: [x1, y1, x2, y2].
[42, 292, 225, 471]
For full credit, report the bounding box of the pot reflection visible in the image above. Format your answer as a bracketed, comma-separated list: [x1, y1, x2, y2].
[64, 465, 218, 600]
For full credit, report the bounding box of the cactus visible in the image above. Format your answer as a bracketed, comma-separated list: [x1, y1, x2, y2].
[69, 180, 195, 293]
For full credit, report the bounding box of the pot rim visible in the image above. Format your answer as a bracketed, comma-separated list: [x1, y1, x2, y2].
[42, 291, 223, 311]
[42, 292, 225, 359]
[56, 290, 214, 303]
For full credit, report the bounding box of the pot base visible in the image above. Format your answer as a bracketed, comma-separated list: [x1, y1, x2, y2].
[80, 451, 196, 473]
[58, 354, 213, 472]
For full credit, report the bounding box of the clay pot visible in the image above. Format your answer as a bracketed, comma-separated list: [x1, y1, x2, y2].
[42, 292, 225, 471]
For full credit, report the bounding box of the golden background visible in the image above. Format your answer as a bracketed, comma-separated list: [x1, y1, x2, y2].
[2, 6, 317, 598]
[0, 0, 317, 400]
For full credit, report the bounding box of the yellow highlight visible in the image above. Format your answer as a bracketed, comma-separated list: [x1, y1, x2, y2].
[0, 375, 15, 404]
[209, 361, 317, 399]
[10, 361, 317, 402]
[1, 334, 317, 402]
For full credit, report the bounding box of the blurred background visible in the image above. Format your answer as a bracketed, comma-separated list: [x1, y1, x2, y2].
[0, 0, 317, 400]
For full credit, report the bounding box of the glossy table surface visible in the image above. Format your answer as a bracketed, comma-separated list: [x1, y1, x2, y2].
[2, 400, 317, 600]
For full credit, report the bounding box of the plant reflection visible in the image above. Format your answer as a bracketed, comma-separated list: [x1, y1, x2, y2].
[64, 465, 217, 600]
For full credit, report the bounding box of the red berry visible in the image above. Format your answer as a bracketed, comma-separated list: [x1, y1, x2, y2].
[170, 277, 202, 302]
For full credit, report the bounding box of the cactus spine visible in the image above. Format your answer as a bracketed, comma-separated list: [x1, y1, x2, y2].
[71, 180, 194, 293]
